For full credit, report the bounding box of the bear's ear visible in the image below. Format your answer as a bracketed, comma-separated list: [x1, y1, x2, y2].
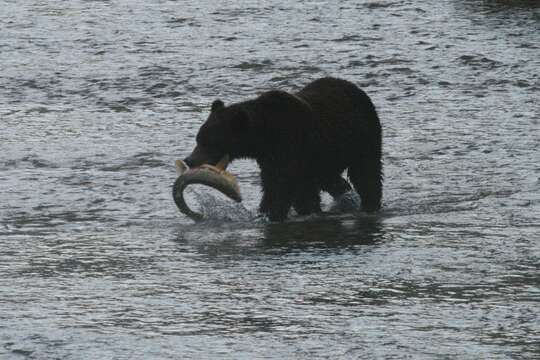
[230, 110, 249, 132]
[211, 99, 225, 112]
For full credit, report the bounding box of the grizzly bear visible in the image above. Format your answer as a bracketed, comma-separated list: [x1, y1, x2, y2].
[184, 77, 382, 221]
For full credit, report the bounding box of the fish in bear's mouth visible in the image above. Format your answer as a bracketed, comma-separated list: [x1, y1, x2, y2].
[172, 155, 242, 221]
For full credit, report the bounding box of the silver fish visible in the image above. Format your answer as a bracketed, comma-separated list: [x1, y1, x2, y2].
[172, 155, 242, 221]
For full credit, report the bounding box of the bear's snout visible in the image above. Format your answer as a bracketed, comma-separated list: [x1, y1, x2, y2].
[184, 145, 222, 168]
[183, 156, 195, 168]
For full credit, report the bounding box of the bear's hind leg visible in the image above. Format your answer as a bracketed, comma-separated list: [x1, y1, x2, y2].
[348, 157, 382, 212]
[321, 175, 352, 199]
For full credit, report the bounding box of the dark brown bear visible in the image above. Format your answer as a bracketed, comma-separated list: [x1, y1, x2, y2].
[184, 77, 382, 221]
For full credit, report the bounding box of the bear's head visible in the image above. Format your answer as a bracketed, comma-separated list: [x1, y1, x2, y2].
[184, 99, 252, 169]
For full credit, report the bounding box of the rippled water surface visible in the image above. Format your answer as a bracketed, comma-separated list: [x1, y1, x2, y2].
[1, 1, 539, 358]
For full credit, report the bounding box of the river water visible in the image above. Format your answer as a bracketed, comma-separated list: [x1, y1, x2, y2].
[1, 1, 539, 359]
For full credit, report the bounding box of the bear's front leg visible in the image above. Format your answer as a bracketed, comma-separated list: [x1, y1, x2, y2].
[260, 191, 295, 222]
[258, 193, 270, 214]
[259, 166, 298, 222]
[293, 181, 321, 216]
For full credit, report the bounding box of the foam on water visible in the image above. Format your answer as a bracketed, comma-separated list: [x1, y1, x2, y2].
[182, 186, 254, 223]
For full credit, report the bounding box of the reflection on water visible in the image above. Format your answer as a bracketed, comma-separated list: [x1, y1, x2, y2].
[457, 0, 540, 11]
[1, 0, 539, 358]
[262, 215, 385, 249]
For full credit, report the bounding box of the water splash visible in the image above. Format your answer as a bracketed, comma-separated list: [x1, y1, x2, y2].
[328, 191, 362, 213]
[185, 187, 254, 222]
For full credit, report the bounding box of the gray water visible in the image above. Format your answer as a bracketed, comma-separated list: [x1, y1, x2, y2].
[1, 1, 539, 358]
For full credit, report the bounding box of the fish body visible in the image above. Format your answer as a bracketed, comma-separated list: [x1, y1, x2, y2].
[172, 159, 242, 221]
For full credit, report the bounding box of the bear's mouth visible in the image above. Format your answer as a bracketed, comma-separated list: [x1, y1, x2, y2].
[213, 154, 230, 170]
[184, 145, 229, 169]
